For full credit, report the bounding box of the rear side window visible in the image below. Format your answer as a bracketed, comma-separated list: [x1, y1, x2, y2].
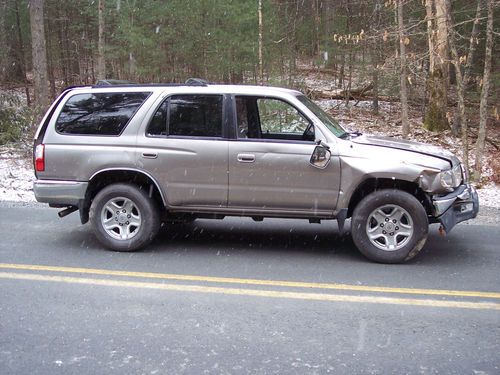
[56, 92, 150, 135]
[147, 95, 223, 138]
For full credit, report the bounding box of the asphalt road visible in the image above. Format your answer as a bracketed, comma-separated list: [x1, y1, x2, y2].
[0, 204, 499, 374]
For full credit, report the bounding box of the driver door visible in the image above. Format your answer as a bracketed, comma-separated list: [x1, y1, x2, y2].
[228, 96, 340, 213]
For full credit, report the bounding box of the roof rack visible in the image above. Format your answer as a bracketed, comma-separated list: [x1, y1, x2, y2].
[95, 79, 136, 86]
[90, 78, 210, 88]
[184, 78, 209, 86]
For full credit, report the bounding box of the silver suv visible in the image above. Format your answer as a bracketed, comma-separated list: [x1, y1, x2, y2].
[33, 80, 479, 263]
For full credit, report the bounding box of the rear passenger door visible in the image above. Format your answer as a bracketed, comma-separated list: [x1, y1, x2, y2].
[138, 94, 229, 207]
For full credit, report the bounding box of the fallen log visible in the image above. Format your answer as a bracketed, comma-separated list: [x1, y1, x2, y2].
[296, 66, 338, 75]
[308, 82, 374, 100]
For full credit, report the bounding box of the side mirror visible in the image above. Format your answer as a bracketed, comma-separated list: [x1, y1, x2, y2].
[310, 145, 331, 169]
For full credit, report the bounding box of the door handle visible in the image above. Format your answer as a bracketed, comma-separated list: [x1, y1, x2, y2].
[237, 154, 255, 163]
[142, 152, 158, 159]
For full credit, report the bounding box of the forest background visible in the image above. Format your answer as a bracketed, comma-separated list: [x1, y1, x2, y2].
[0, 0, 498, 185]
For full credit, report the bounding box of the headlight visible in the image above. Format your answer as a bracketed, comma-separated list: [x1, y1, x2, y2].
[440, 170, 454, 189]
[439, 164, 463, 190]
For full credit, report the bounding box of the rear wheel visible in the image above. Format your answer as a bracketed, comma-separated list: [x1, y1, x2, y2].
[90, 183, 160, 251]
[351, 189, 428, 263]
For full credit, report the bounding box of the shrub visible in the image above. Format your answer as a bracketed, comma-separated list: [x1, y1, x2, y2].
[0, 92, 35, 145]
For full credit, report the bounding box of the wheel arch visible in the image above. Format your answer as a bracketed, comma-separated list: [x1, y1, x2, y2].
[346, 178, 433, 218]
[79, 168, 166, 224]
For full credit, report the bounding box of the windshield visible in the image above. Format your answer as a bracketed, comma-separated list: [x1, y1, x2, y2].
[297, 95, 347, 138]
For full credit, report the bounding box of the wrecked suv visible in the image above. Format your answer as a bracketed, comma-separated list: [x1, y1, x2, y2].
[33, 80, 479, 263]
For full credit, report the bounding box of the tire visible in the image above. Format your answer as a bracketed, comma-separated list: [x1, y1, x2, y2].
[351, 189, 428, 264]
[90, 183, 160, 252]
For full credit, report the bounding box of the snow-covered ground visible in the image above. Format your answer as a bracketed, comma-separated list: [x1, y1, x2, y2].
[0, 155, 34, 202]
[1, 148, 499, 208]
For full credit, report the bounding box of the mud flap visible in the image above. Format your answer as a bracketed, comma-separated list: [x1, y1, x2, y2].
[336, 208, 348, 233]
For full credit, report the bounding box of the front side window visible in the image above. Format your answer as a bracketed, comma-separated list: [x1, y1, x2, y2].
[147, 95, 223, 138]
[56, 92, 150, 135]
[236, 96, 314, 141]
[257, 98, 310, 135]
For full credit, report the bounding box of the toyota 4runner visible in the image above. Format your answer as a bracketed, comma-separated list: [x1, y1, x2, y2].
[33, 80, 479, 263]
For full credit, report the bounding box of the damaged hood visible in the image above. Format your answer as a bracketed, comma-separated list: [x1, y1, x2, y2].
[351, 134, 460, 166]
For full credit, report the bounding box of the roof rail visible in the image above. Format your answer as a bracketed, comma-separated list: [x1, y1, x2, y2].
[95, 79, 136, 86]
[185, 78, 209, 86]
[89, 78, 210, 88]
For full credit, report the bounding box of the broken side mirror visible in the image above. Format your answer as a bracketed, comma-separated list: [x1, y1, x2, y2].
[310, 144, 331, 169]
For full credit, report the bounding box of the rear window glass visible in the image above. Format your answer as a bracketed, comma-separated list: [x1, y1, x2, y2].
[56, 92, 150, 135]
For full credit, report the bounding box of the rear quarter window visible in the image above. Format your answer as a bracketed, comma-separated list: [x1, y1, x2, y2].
[55, 92, 150, 135]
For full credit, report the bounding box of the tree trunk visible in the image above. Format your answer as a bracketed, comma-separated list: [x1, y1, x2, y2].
[446, 0, 469, 172]
[258, 0, 263, 84]
[452, 0, 482, 137]
[425, 0, 435, 73]
[312, 0, 320, 56]
[463, 0, 482, 88]
[473, 0, 493, 182]
[398, 0, 409, 138]
[45, 12, 56, 99]
[424, 0, 449, 132]
[29, 0, 49, 118]
[96, 0, 106, 80]
[371, 0, 382, 115]
[372, 58, 379, 115]
[0, 0, 7, 82]
[14, 0, 30, 105]
[435, 0, 449, 86]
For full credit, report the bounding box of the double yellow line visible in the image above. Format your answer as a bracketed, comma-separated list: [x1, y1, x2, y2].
[1, 263, 499, 311]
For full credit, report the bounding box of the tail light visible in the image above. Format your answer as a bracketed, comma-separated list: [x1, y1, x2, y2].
[35, 144, 45, 172]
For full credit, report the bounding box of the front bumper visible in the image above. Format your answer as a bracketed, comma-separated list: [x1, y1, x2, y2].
[34, 179, 88, 206]
[432, 184, 479, 233]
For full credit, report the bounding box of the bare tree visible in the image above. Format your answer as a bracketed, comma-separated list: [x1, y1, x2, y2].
[312, 0, 321, 56]
[0, 0, 7, 82]
[446, 0, 469, 172]
[398, 0, 409, 138]
[424, 0, 449, 132]
[452, 0, 482, 136]
[371, 0, 383, 115]
[474, 0, 494, 182]
[446, 0, 484, 173]
[96, 0, 106, 80]
[29, 0, 49, 117]
[258, 0, 263, 84]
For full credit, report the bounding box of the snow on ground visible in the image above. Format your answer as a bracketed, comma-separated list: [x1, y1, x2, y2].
[477, 184, 500, 208]
[1, 147, 499, 208]
[0, 152, 35, 202]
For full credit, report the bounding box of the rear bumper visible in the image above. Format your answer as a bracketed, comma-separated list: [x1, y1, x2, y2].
[33, 180, 88, 206]
[432, 184, 479, 233]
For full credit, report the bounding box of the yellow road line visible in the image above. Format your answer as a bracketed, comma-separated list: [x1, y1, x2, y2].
[1, 262, 499, 299]
[0, 271, 499, 311]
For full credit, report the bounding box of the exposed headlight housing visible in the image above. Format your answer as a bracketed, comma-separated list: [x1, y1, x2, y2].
[439, 164, 463, 191]
[452, 163, 463, 186]
[461, 163, 469, 183]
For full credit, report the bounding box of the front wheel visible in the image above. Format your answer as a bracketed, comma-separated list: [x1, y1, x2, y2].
[90, 183, 160, 252]
[351, 189, 428, 263]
